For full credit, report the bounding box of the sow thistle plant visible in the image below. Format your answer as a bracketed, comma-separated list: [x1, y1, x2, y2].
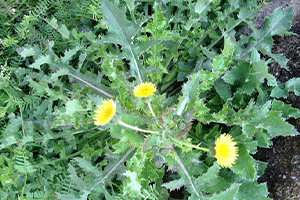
[1, 0, 299, 199]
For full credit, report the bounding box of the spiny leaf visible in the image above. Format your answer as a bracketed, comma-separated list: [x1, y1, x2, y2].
[65, 99, 83, 116]
[74, 157, 102, 176]
[46, 17, 70, 39]
[101, 0, 155, 83]
[234, 182, 270, 200]
[176, 73, 200, 116]
[271, 78, 300, 98]
[263, 111, 298, 136]
[61, 46, 83, 64]
[211, 183, 240, 200]
[231, 144, 255, 180]
[271, 99, 300, 119]
[238, 7, 293, 67]
[30, 55, 51, 70]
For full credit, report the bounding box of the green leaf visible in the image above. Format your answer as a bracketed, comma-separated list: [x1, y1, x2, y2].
[101, 0, 157, 83]
[238, 7, 293, 66]
[231, 144, 255, 180]
[222, 61, 251, 92]
[50, 68, 69, 82]
[271, 99, 300, 119]
[58, 24, 70, 39]
[61, 46, 83, 64]
[74, 157, 102, 176]
[211, 183, 240, 200]
[47, 17, 70, 39]
[16, 46, 39, 58]
[234, 182, 270, 200]
[271, 78, 300, 98]
[68, 164, 85, 189]
[214, 78, 232, 101]
[176, 73, 200, 116]
[123, 170, 142, 197]
[30, 55, 51, 70]
[263, 111, 298, 136]
[65, 99, 83, 116]
[162, 178, 186, 192]
[194, 0, 213, 22]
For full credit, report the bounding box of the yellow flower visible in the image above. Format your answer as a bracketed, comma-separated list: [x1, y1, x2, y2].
[133, 82, 156, 98]
[214, 134, 238, 168]
[94, 99, 116, 126]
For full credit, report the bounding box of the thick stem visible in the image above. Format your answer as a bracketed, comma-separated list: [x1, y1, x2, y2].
[119, 121, 158, 134]
[169, 137, 209, 152]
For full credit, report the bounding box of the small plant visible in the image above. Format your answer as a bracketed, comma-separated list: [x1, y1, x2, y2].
[0, 0, 298, 199]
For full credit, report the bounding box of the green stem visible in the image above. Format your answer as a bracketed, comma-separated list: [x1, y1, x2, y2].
[147, 102, 155, 117]
[169, 137, 209, 152]
[119, 121, 158, 134]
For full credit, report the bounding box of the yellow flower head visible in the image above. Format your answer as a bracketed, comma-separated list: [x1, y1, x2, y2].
[214, 134, 238, 168]
[133, 82, 156, 98]
[94, 99, 116, 126]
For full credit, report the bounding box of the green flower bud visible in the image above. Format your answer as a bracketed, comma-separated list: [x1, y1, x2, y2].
[182, 111, 193, 122]
[159, 148, 168, 156]
[178, 122, 186, 130]
[153, 155, 164, 168]
[150, 117, 158, 124]
[172, 114, 181, 122]
[151, 145, 159, 155]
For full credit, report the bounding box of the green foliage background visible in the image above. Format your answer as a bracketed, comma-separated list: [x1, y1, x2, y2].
[0, 0, 298, 199]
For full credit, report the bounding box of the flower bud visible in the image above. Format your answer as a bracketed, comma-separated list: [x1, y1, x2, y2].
[178, 122, 186, 130]
[182, 111, 193, 122]
[159, 148, 168, 156]
[151, 145, 159, 155]
[172, 114, 181, 122]
[153, 155, 164, 168]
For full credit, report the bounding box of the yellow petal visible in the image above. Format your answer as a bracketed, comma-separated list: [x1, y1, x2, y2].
[93, 99, 116, 126]
[214, 134, 238, 168]
[133, 82, 156, 98]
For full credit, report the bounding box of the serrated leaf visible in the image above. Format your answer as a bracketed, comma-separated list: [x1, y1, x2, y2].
[46, 17, 70, 39]
[123, 171, 142, 196]
[65, 99, 83, 116]
[234, 182, 270, 200]
[68, 164, 85, 189]
[21, 136, 33, 145]
[30, 55, 51, 70]
[58, 24, 70, 39]
[16, 46, 36, 58]
[50, 68, 69, 82]
[231, 145, 255, 180]
[271, 78, 300, 98]
[222, 60, 250, 87]
[238, 7, 293, 66]
[195, 0, 213, 23]
[61, 46, 83, 63]
[214, 78, 231, 101]
[211, 183, 240, 200]
[74, 157, 102, 176]
[176, 73, 200, 115]
[67, 67, 115, 98]
[101, 0, 154, 83]
[271, 99, 300, 119]
[47, 17, 59, 29]
[263, 111, 298, 136]
[162, 178, 186, 191]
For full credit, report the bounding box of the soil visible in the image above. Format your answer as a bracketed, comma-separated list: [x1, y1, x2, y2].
[253, 19, 300, 200]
